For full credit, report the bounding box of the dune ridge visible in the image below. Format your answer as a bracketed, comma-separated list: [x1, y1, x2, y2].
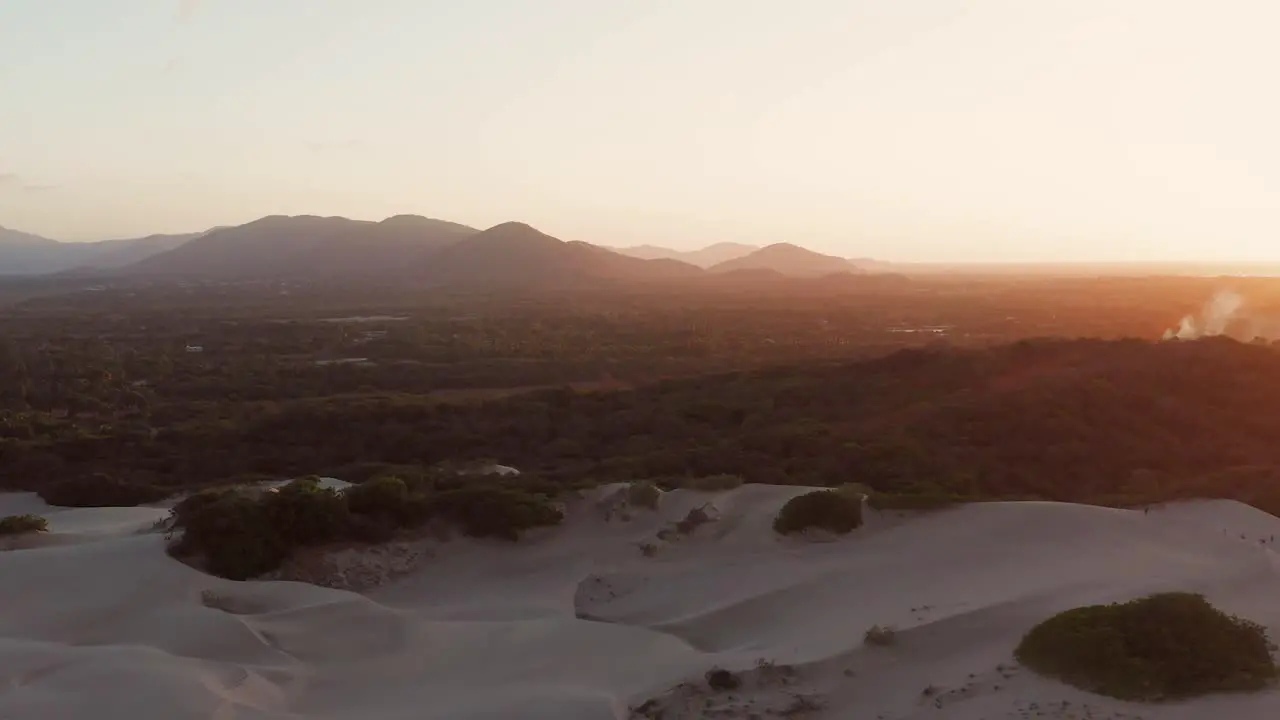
[4, 487, 1280, 719]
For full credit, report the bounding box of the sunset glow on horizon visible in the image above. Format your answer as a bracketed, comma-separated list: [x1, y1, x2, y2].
[3, 1, 1280, 262]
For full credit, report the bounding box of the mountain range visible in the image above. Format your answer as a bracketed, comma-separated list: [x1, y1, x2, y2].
[0, 216, 879, 287]
[612, 241, 886, 276]
[609, 242, 760, 268]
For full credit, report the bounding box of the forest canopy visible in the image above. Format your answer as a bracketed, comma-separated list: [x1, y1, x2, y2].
[6, 280, 1280, 519]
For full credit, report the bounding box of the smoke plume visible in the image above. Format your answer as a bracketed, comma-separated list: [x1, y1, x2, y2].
[1163, 291, 1246, 340]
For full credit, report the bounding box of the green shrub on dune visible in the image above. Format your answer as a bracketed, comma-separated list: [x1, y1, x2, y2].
[262, 477, 351, 546]
[773, 490, 862, 535]
[1015, 593, 1277, 701]
[168, 475, 565, 579]
[625, 481, 661, 509]
[430, 486, 563, 541]
[170, 490, 288, 580]
[0, 514, 48, 535]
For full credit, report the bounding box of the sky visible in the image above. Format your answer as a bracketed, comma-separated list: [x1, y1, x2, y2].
[3, 1, 1280, 262]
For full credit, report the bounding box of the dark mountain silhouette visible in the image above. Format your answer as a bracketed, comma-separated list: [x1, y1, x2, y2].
[8, 215, 886, 288]
[0, 226, 202, 275]
[612, 242, 758, 268]
[420, 222, 704, 287]
[131, 215, 478, 278]
[708, 242, 863, 277]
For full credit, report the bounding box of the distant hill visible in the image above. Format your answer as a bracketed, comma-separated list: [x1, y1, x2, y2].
[420, 222, 704, 287]
[0, 226, 61, 275]
[131, 215, 478, 279]
[847, 257, 898, 273]
[613, 242, 758, 268]
[70, 232, 207, 270]
[708, 242, 863, 277]
[0, 226, 202, 275]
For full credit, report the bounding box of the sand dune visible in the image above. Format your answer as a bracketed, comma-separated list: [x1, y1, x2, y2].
[4, 485, 1280, 719]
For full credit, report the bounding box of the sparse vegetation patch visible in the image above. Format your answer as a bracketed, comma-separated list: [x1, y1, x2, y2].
[674, 505, 713, 535]
[863, 624, 897, 647]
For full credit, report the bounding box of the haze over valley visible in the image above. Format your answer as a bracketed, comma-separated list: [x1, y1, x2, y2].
[7, 216, 1278, 284]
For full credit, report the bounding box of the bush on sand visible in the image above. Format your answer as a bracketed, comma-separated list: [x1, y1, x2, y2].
[625, 481, 661, 510]
[0, 514, 48, 535]
[773, 490, 862, 535]
[1015, 592, 1277, 701]
[168, 476, 565, 579]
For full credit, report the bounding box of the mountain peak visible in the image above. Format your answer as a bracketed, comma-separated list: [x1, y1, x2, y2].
[483, 221, 543, 235]
[756, 242, 812, 255]
[709, 242, 858, 277]
[419, 222, 703, 287]
[468, 222, 560, 248]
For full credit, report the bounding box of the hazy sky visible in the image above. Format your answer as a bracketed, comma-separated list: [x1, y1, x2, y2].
[3, 1, 1279, 262]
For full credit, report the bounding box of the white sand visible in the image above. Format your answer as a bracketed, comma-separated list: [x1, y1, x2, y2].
[5, 485, 1280, 719]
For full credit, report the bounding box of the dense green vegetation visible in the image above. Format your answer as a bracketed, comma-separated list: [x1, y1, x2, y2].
[168, 475, 563, 580]
[0, 514, 48, 535]
[7, 279, 1280, 523]
[38, 475, 169, 508]
[773, 490, 863, 535]
[1015, 593, 1277, 700]
[17, 335, 1280, 514]
[13, 335, 1280, 517]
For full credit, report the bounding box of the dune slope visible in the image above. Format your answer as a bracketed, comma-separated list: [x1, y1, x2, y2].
[4, 487, 1280, 719]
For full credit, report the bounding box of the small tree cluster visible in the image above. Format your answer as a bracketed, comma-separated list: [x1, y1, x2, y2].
[0, 514, 48, 535]
[169, 475, 564, 580]
[1015, 592, 1278, 701]
[773, 490, 863, 535]
[431, 486, 563, 541]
